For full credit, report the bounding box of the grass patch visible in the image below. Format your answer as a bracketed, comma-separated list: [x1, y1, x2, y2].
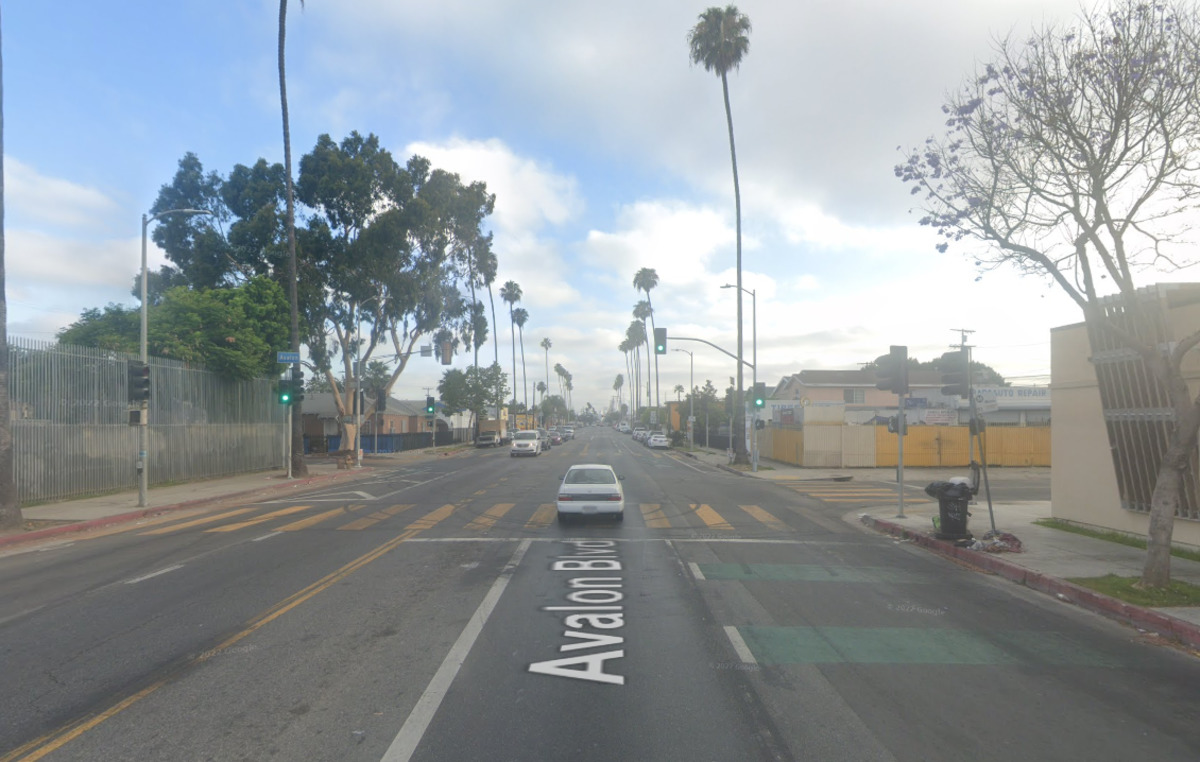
[1067, 574, 1200, 607]
[1033, 518, 1200, 564]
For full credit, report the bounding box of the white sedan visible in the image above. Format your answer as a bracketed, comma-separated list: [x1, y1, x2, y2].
[646, 433, 670, 449]
[556, 464, 625, 522]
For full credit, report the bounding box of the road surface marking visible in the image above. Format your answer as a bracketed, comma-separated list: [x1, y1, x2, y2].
[639, 503, 671, 528]
[724, 626, 758, 665]
[465, 503, 515, 531]
[692, 504, 733, 531]
[382, 539, 533, 762]
[277, 504, 366, 532]
[206, 505, 312, 532]
[688, 562, 706, 580]
[124, 565, 184, 585]
[526, 503, 556, 529]
[739, 504, 787, 532]
[140, 508, 257, 535]
[338, 504, 414, 531]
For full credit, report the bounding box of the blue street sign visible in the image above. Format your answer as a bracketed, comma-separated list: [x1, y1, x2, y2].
[277, 351, 301, 364]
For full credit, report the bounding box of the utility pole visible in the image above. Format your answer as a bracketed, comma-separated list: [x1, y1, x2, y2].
[950, 328, 975, 461]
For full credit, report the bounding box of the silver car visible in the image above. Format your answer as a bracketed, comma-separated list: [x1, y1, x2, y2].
[510, 430, 542, 457]
[556, 464, 625, 522]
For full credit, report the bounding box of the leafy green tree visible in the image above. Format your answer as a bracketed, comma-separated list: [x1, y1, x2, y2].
[689, 4, 752, 464]
[59, 277, 289, 380]
[439, 362, 507, 432]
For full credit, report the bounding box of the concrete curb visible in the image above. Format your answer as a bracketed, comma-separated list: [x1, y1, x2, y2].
[861, 514, 1200, 652]
[0, 467, 375, 550]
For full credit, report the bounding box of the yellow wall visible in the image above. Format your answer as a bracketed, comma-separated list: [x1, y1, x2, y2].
[875, 426, 1050, 467]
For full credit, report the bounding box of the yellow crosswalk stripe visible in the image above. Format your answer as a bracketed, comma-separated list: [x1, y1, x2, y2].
[140, 508, 256, 535]
[277, 504, 366, 532]
[692, 503, 733, 531]
[406, 504, 456, 531]
[640, 503, 671, 528]
[338, 504, 414, 531]
[739, 504, 787, 531]
[526, 503, 556, 529]
[465, 503, 515, 531]
[206, 505, 312, 533]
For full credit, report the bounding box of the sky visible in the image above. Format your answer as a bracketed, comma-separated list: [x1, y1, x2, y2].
[5, 0, 1195, 415]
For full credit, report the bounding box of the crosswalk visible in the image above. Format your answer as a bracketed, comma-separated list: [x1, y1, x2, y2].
[775, 479, 930, 505]
[137, 500, 804, 537]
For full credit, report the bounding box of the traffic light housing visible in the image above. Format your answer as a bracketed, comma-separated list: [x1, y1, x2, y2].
[654, 327, 667, 355]
[278, 380, 294, 405]
[425, 396, 436, 415]
[752, 382, 766, 408]
[941, 349, 970, 397]
[875, 345, 909, 395]
[290, 367, 305, 404]
[127, 360, 150, 403]
[440, 341, 453, 366]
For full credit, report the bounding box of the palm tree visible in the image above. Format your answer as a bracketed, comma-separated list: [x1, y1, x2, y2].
[675, 384, 684, 402]
[633, 300, 653, 419]
[479, 246, 499, 367]
[279, 0, 308, 476]
[634, 268, 661, 411]
[614, 374, 625, 412]
[512, 307, 529, 413]
[689, 4, 751, 465]
[535, 380, 547, 421]
[540, 337, 551, 426]
[0, 11, 18, 530]
[500, 280, 522, 409]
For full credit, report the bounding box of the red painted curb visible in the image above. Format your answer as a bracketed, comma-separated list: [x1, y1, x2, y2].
[0, 468, 374, 550]
[860, 514, 1200, 652]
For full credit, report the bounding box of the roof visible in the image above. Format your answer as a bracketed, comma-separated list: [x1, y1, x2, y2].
[298, 392, 431, 418]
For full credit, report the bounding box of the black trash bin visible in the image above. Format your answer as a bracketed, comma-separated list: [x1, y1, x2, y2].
[923, 481, 973, 541]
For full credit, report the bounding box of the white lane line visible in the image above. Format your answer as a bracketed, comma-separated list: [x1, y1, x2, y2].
[689, 562, 706, 580]
[252, 532, 281, 542]
[724, 626, 758, 665]
[382, 538, 533, 762]
[124, 564, 184, 585]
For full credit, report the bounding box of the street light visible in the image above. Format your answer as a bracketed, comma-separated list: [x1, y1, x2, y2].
[139, 208, 212, 507]
[721, 284, 757, 472]
[673, 348, 694, 446]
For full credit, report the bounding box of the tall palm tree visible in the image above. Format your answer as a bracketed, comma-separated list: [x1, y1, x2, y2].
[631, 304, 652, 418]
[633, 268, 661, 411]
[540, 337, 551, 426]
[614, 374, 624, 412]
[512, 307, 529, 413]
[535, 380, 547, 421]
[0, 10, 17, 530]
[675, 384, 684, 401]
[500, 280, 522, 409]
[689, 4, 751, 465]
[625, 320, 645, 418]
[279, 0, 308, 476]
[479, 246, 499, 366]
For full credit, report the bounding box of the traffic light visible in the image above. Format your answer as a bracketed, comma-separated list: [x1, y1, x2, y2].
[654, 327, 667, 355]
[941, 349, 970, 397]
[377, 388, 388, 411]
[875, 345, 909, 395]
[127, 360, 150, 403]
[278, 380, 294, 405]
[426, 396, 436, 415]
[887, 415, 907, 435]
[752, 382, 766, 408]
[290, 367, 305, 404]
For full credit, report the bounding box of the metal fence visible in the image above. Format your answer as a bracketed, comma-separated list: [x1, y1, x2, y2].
[9, 337, 285, 505]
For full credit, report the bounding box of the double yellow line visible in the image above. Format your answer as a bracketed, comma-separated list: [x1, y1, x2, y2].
[1, 504, 459, 762]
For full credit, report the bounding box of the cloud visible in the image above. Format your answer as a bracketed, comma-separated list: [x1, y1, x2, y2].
[6, 157, 122, 232]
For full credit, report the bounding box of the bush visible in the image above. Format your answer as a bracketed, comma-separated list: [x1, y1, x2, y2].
[669, 430, 687, 447]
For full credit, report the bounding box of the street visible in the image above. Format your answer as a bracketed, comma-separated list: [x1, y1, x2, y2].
[1, 427, 1198, 762]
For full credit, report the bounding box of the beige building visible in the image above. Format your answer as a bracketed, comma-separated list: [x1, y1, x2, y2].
[1051, 283, 1200, 546]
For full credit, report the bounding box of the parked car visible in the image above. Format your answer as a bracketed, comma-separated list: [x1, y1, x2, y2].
[548, 431, 564, 445]
[646, 433, 669, 449]
[475, 431, 500, 448]
[562, 427, 575, 440]
[510, 430, 542, 457]
[632, 427, 649, 442]
[556, 464, 625, 523]
[536, 428, 553, 449]
[618, 422, 631, 434]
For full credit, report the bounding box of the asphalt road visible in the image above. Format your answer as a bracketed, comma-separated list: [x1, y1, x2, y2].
[0, 427, 1196, 762]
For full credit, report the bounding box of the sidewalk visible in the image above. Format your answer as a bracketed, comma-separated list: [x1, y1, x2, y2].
[0, 449, 455, 550]
[680, 446, 1200, 651]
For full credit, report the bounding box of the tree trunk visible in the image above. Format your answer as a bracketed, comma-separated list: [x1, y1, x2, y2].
[279, 0, 307, 477]
[721, 71, 748, 465]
